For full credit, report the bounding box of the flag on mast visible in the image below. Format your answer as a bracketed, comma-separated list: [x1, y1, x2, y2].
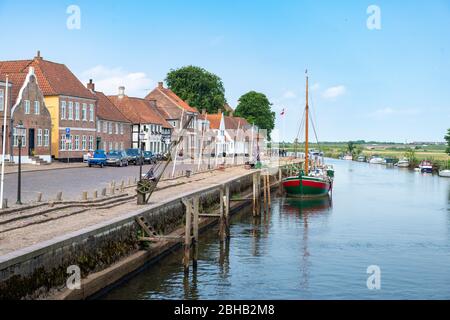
[280, 108, 285, 116]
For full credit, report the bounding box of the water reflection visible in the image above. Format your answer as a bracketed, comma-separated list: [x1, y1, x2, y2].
[283, 196, 332, 292]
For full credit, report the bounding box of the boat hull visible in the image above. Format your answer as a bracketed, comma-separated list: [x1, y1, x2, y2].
[439, 170, 450, 178]
[282, 176, 332, 198]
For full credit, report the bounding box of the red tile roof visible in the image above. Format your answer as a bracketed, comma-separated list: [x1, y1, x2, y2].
[205, 113, 222, 130]
[108, 95, 172, 128]
[145, 84, 198, 114]
[93, 91, 131, 123]
[0, 56, 96, 100]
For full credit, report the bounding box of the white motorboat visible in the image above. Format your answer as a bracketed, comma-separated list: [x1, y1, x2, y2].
[396, 158, 410, 168]
[343, 154, 353, 161]
[369, 156, 384, 164]
[438, 170, 450, 177]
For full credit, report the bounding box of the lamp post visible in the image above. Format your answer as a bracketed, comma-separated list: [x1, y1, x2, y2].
[139, 131, 145, 180]
[16, 121, 26, 205]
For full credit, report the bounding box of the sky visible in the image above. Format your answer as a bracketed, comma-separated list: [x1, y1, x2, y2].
[0, 0, 449, 143]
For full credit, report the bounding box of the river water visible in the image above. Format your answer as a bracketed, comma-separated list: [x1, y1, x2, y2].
[101, 159, 450, 300]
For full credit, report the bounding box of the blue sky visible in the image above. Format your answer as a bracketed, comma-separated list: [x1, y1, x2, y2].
[1, 0, 449, 142]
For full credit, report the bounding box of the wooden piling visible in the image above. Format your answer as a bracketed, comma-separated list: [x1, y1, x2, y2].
[267, 175, 271, 211]
[37, 192, 43, 203]
[183, 198, 192, 273]
[219, 186, 226, 241]
[56, 192, 63, 201]
[101, 188, 107, 196]
[193, 196, 199, 268]
[263, 173, 268, 215]
[225, 184, 230, 238]
[82, 191, 88, 201]
[93, 190, 98, 199]
[252, 173, 257, 217]
[278, 168, 283, 196]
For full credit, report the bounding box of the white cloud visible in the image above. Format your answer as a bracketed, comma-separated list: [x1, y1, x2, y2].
[81, 65, 154, 97]
[282, 90, 297, 99]
[368, 107, 421, 118]
[322, 85, 346, 100]
[311, 83, 320, 91]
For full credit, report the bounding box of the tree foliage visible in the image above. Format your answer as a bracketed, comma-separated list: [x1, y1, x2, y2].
[165, 66, 226, 114]
[235, 91, 275, 139]
[445, 128, 450, 155]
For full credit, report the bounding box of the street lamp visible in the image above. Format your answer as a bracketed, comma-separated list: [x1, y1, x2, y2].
[16, 121, 26, 205]
[139, 131, 146, 180]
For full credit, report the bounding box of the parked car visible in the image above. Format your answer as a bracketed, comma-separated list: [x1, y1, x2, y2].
[126, 148, 144, 165]
[88, 150, 107, 168]
[106, 150, 129, 167]
[143, 151, 156, 164]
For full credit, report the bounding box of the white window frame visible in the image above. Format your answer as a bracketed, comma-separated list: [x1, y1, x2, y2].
[120, 123, 124, 135]
[82, 103, 87, 121]
[82, 135, 87, 150]
[75, 102, 80, 120]
[103, 121, 107, 133]
[109, 142, 113, 151]
[37, 129, 43, 147]
[60, 135, 66, 150]
[89, 104, 94, 122]
[34, 101, 40, 115]
[68, 101, 73, 120]
[61, 101, 66, 120]
[97, 120, 101, 133]
[74, 135, 80, 150]
[115, 123, 119, 135]
[108, 122, 112, 134]
[24, 100, 30, 114]
[44, 129, 49, 147]
[88, 136, 94, 151]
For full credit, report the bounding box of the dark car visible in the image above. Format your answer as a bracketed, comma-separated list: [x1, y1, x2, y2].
[88, 150, 107, 168]
[143, 151, 156, 164]
[126, 148, 144, 165]
[106, 150, 129, 167]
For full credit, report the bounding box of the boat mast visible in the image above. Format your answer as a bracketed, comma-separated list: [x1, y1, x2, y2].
[304, 70, 309, 175]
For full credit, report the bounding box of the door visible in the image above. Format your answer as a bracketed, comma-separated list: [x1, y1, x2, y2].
[28, 128, 35, 156]
[96, 137, 101, 150]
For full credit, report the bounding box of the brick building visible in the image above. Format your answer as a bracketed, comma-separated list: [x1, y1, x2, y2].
[145, 82, 198, 158]
[86, 80, 131, 152]
[0, 67, 52, 164]
[0, 52, 97, 162]
[108, 87, 172, 154]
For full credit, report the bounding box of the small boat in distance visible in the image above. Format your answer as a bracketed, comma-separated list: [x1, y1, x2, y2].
[343, 154, 353, 161]
[282, 71, 334, 198]
[396, 158, 410, 168]
[357, 155, 366, 162]
[384, 158, 396, 166]
[419, 160, 433, 174]
[369, 156, 384, 164]
[439, 170, 450, 177]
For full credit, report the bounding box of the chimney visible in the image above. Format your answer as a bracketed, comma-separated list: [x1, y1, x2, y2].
[202, 109, 206, 115]
[118, 86, 125, 98]
[87, 79, 95, 91]
[35, 50, 43, 60]
[158, 81, 164, 89]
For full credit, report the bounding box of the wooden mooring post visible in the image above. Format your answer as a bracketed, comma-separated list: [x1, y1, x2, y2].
[182, 196, 200, 272]
[252, 172, 261, 217]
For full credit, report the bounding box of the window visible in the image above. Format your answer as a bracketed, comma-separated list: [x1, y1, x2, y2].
[97, 120, 101, 133]
[103, 121, 107, 133]
[82, 103, 87, 121]
[108, 122, 112, 134]
[89, 104, 94, 121]
[82, 135, 87, 150]
[120, 123, 124, 135]
[24, 100, 30, 114]
[60, 135, 66, 150]
[61, 101, 66, 119]
[115, 142, 118, 150]
[74, 135, 80, 150]
[68, 102, 73, 120]
[75, 102, 80, 120]
[37, 129, 42, 146]
[103, 141, 107, 151]
[0, 89, 4, 111]
[120, 142, 124, 150]
[67, 136, 73, 151]
[109, 142, 113, 151]
[34, 101, 40, 115]
[44, 129, 49, 147]
[115, 123, 119, 134]
[88, 136, 94, 151]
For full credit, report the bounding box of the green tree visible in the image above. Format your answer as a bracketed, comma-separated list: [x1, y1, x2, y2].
[445, 128, 450, 154]
[404, 147, 418, 167]
[165, 66, 226, 114]
[235, 91, 275, 140]
[347, 141, 355, 154]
